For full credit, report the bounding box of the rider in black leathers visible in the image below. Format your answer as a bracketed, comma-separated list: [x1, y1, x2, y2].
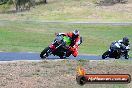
[104, 37, 130, 59]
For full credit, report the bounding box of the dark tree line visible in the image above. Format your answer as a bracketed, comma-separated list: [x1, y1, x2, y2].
[0, 0, 47, 12]
[0, 0, 9, 5]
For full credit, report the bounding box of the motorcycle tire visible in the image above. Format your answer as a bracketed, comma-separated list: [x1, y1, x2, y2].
[40, 47, 50, 59]
[59, 55, 65, 59]
[102, 50, 109, 59]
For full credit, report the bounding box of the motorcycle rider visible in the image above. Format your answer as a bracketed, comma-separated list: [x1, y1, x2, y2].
[56, 30, 82, 58]
[109, 37, 130, 59]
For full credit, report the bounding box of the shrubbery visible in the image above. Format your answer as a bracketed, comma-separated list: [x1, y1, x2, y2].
[96, 0, 128, 5]
[0, 0, 12, 12]
[0, 0, 47, 12]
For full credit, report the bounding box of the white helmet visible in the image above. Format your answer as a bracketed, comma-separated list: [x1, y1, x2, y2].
[72, 30, 79, 39]
[73, 30, 79, 35]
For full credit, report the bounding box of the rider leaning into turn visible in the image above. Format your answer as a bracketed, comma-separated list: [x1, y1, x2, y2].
[56, 30, 81, 57]
[109, 37, 130, 59]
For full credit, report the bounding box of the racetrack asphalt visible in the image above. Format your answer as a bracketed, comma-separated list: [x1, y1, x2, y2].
[0, 52, 131, 61]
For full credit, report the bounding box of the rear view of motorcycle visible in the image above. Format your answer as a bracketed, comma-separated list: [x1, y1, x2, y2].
[40, 35, 72, 59]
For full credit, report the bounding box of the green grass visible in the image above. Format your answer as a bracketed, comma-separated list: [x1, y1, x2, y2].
[0, 0, 132, 22]
[0, 20, 132, 57]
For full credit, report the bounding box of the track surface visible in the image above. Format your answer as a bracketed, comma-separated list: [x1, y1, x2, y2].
[0, 52, 131, 61]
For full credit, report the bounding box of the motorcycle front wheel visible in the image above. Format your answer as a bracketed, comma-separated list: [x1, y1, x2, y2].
[102, 50, 109, 59]
[40, 47, 50, 59]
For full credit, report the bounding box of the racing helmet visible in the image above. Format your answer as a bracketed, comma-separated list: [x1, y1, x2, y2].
[123, 37, 129, 45]
[72, 30, 79, 39]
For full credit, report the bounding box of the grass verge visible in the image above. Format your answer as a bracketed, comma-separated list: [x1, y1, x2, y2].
[0, 0, 132, 22]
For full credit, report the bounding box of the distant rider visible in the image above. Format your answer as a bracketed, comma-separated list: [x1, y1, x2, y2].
[109, 37, 130, 59]
[56, 30, 82, 57]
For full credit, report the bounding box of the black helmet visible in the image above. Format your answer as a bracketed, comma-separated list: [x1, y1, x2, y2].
[72, 30, 79, 39]
[123, 37, 129, 45]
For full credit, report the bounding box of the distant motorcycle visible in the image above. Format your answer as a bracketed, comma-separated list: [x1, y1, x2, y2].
[40, 35, 72, 59]
[102, 49, 129, 59]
